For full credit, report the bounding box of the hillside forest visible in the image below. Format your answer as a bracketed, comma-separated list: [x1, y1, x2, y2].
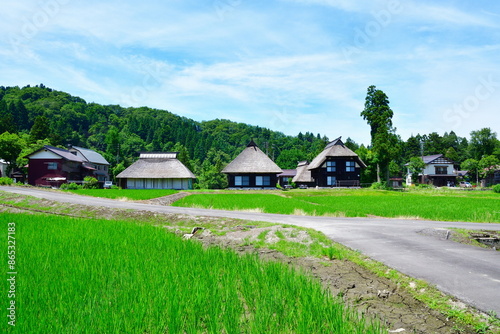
[0, 84, 499, 188]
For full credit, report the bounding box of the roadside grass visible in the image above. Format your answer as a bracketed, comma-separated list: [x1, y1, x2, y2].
[173, 189, 500, 223]
[65, 189, 178, 200]
[1, 213, 383, 334]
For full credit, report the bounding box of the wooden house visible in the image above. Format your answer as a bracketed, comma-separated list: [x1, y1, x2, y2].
[302, 137, 366, 187]
[406, 154, 457, 187]
[222, 141, 283, 189]
[26, 145, 99, 187]
[69, 146, 110, 182]
[116, 152, 196, 189]
[277, 169, 296, 188]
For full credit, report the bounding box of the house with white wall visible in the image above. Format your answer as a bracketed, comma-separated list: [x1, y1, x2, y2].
[406, 154, 457, 187]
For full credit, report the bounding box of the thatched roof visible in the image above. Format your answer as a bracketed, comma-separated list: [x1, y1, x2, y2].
[308, 137, 366, 169]
[292, 161, 313, 183]
[222, 141, 283, 174]
[116, 152, 195, 179]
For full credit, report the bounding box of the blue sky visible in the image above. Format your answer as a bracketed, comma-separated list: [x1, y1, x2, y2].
[2, 0, 499, 146]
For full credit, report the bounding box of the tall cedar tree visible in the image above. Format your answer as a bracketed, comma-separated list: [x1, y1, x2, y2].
[361, 85, 398, 183]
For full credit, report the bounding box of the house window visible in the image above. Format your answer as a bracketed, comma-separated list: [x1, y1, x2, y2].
[47, 162, 58, 170]
[346, 161, 355, 172]
[326, 161, 336, 172]
[327, 176, 337, 186]
[435, 166, 448, 175]
[234, 176, 250, 186]
[256, 176, 271, 186]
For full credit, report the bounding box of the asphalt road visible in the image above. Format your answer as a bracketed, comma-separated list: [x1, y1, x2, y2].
[1, 186, 499, 316]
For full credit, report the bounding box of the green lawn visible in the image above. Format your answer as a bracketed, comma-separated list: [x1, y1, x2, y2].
[66, 189, 178, 200]
[2, 213, 382, 333]
[172, 189, 500, 223]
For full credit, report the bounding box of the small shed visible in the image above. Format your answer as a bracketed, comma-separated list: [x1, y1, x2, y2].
[222, 141, 283, 189]
[116, 152, 196, 190]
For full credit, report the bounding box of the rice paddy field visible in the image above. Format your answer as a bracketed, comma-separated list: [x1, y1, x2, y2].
[66, 189, 178, 200]
[173, 189, 500, 223]
[1, 213, 382, 333]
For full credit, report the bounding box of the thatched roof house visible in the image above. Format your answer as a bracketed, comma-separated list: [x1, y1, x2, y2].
[291, 161, 314, 188]
[222, 141, 283, 188]
[303, 137, 366, 187]
[116, 152, 196, 189]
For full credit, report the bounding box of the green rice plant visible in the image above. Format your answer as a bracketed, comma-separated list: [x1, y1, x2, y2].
[173, 190, 500, 223]
[1, 213, 383, 333]
[323, 246, 347, 260]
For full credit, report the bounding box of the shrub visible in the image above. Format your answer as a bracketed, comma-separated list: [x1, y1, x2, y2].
[0, 177, 13, 185]
[417, 184, 434, 189]
[82, 176, 99, 189]
[60, 183, 82, 190]
[493, 184, 500, 193]
[370, 182, 391, 190]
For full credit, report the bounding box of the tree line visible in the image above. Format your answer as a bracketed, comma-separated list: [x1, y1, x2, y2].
[0, 84, 499, 188]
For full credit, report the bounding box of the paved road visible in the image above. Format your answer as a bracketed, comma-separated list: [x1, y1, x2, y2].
[1, 186, 499, 315]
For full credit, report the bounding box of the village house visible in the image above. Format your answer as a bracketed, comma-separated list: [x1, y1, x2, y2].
[222, 141, 283, 189]
[481, 165, 500, 187]
[277, 169, 296, 188]
[406, 154, 457, 187]
[294, 137, 365, 188]
[26, 145, 108, 187]
[116, 152, 196, 190]
[69, 146, 110, 182]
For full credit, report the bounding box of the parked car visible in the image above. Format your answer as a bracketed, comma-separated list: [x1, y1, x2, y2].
[103, 181, 113, 189]
[459, 181, 472, 188]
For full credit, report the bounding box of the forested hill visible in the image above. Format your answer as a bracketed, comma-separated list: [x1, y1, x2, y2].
[1, 84, 499, 188]
[0, 84, 331, 187]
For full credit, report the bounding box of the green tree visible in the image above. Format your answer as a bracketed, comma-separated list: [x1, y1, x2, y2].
[276, 148, 305, 169]
[0, 132, 25, 175]
[478, 155, 500, 180]
[355, 145, 377, 184]
[0, 100, 17, 134]
[461, 159, 479, 184]
[29, 115, 51, 143]
[407, 157, 426, 184]
[360, 85, 398, 183]
[444, 147, 459, 163]
[468, 128, 498, 160]
[194, 148, 229, 189]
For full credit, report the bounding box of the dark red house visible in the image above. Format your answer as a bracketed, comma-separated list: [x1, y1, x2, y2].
[26, 146, 101, 187]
